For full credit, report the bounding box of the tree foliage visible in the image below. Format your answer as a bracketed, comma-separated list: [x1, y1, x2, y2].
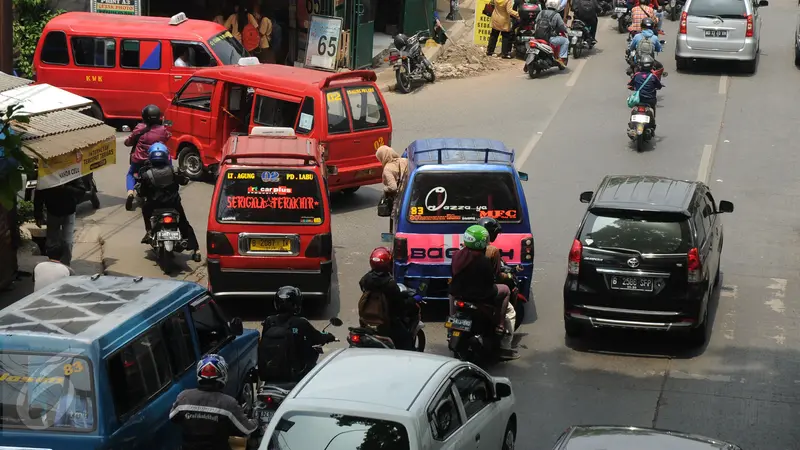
[12, 0, 64, 79]
[0, 105, 34, 210]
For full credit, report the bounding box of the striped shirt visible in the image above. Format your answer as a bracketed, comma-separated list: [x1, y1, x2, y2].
[629, 5, 658, 32]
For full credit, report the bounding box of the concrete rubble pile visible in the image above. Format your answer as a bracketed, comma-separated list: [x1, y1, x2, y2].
[433, 38, 517, 80]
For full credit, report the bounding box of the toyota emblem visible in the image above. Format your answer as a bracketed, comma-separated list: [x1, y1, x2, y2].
[713, 18, 722, 24]
[627, 258, 640, 268]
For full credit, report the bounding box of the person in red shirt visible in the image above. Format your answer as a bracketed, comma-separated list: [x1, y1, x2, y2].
[123, 105, 172, 211]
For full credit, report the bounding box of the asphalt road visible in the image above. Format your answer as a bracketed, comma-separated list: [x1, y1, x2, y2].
[74, 3, 800, 449]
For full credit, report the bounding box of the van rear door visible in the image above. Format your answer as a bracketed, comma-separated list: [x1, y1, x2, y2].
[247, 89, 304, 134]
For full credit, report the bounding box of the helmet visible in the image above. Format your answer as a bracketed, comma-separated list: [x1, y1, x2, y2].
[639, 54, 655, 71]
[545, 0, 559, 9]
[148, 142, 169, 165]
[274, 286, 303, 314]
[369, 247, 392, 273]
[641, 18, 655, 30]
[141, 104, 161, 125]
[477, 218, 502, 242]
[393, 34, 409, 50]
[196, 354, 229, 388]
[463, 225, 489, 251]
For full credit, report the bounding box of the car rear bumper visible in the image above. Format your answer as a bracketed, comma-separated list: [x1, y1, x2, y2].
[208, 259, 332, 298]
[675, 36, 757, 61]
[564, 291, 703, 331]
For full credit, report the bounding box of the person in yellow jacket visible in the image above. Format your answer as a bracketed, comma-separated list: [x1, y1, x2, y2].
[488, 0, 519, 58]
[247, 2, 275, 63]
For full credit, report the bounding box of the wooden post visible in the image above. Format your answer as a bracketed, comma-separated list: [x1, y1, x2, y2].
[0, 0, 13, 74]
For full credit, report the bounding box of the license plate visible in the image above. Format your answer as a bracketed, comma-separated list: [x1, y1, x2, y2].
[157, 230, 181, 240]
[355, 169, 376, 179]
[257, 409, 274, 423]
[704, 30, 727, 38]
[250, 238, 292, 252]
[631, 114, 650, 123]
[446, 316, 473, 331]
[610, 276, 654, 292]
[615, 7, 627, 12]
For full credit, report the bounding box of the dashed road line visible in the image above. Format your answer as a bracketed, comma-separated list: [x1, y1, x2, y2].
[718, 75, 728, 95]
[697, 144, 716, 183]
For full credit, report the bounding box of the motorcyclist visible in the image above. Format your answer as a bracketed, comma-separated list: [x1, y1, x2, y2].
[572, 0, 599, 45]
[449, 225, 519, 360]
[258, 286, 336, 382]
[124, 104, 171, 211]
[628, 54, 663, 122]
[169, 354, 257, 450]
[628, 18, 663, 74]
[534, 0, 570, 69]
[479, 217, 521, 325]
[136, 143, 202, 262]
[627, 0, 658, 34]
[358, 247, 417, 350]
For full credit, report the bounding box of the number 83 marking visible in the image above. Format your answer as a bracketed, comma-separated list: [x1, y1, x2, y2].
[63, 360, 84, 376]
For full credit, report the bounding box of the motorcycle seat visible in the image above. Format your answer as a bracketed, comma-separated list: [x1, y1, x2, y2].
[261, 382, 298, 392]
[153, 208, 179, 216]
[349, 326, 380, 335]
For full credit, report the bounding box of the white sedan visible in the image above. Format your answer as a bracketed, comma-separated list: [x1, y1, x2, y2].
[258, 348, 517, 450]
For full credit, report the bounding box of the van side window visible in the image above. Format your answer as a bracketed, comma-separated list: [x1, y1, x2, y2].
[41, 31, 69, 65]
[296, 96, 315, 135]
[174, 79, 216, 112]
[121, 40, 162, 70]
[253, 95, 300, 128]
[161, 310, 196, 375]
[344, 86, 388, 131]
[325, 89, 350, 134]
[71, 37, 116, 67]
[190, 298, 231, 355]
[693, 204, 707, 245]
[107, 327, 173, 418]
[171, 42, 215, 68]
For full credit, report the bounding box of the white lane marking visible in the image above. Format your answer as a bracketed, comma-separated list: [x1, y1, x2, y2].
[718, 75, 728, 95]
[696, 144, 716, 183]
[765, 278, 787, 314]
[719, 285, 738, 340]
[566, 58, 588, 87]
[771, 326, 786, 346]
[670, 370, 733, 382]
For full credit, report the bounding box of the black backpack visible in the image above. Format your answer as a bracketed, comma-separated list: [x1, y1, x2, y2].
[575, 0, 596, 18]
[258, 316, 296, 381]
[534, 11, 555, 40]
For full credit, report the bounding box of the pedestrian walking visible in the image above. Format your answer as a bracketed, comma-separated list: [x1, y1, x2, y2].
[376, 145, 409, 233]
[33, 242, 74, 291]
[487, 0, 520, 58]
[33, 178, 85, 266]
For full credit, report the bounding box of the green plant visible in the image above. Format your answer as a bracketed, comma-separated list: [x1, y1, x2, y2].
[12, 0, 63, 79]
[0, 104, 35, 211]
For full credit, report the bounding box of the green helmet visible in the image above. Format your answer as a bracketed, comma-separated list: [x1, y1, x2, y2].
[463, 225, 489, 250]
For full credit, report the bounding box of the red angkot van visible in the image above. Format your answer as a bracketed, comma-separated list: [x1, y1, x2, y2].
[206, 127, 333, 307]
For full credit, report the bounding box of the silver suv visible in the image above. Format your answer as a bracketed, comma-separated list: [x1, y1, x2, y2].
[675, 0, 768, 73]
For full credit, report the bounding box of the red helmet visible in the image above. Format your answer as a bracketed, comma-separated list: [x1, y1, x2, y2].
[369, 247, 393, 273]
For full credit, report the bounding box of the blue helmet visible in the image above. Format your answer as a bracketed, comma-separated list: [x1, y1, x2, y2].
[196, 354, 228, 387]
[148, 142, 169, 165]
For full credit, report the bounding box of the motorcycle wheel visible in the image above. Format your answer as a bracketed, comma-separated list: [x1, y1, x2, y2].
[573, 41, 583, 58]
[528, 67, 539, 79]
[423, 66, 436, 83]
[670, 7, 678, 20]
[413, 329, 426, 352]
[395, 70, 413, 94]
[618, 17, 627, 33]
[636, 134, 645, 152]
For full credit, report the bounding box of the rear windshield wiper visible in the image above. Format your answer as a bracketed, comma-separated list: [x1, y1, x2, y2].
[590, 246, 643, 255]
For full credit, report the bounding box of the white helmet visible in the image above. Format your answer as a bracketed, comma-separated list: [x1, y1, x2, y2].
[545, 0, 559, 9]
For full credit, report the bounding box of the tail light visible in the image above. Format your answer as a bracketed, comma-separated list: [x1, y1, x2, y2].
[456, 301, 466, 308]
[529, 40, 537, 48]
[687, 247, 701, 282]
[520, 237, 534, 262]
[393, 237, 408, 261]
[348, 333, 361, 344]
[386, 54, 400, 62]
[637, 106, 647, 112]
[679, 11, 687, 34]
[162, 215, 175, 224]
[207, 231, 235, 256]
[568, 239, 582, 275]
[305, 233, 332, 258]
[745, 14, 753, 37]
[455, 301, 477, 309]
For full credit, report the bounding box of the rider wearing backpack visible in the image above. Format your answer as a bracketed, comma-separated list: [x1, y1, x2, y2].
[628, 18, 662, 74]
[573, 0, 599, 44]
[358, 247, 417, 350]
[534, 0, 570, 68]
[258, 286, 335, 382]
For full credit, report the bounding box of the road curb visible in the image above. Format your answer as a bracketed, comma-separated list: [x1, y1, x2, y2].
[377, 0, 477, 93]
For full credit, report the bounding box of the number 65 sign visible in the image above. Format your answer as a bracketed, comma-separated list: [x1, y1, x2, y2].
[304, 15, 344, 71]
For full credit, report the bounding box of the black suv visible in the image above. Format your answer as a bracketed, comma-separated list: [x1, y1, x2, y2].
[563, 175, 734, 345]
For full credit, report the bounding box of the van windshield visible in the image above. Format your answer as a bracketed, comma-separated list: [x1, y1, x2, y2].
[407, 171, 522, 223]
[216, 169, 325, 224]
[0, 352, 95, 431]
[208, 31, 248, 65]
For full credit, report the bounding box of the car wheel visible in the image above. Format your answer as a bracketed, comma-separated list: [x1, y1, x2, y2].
[178, 146, 205, 181]
[502, 420, 516, 450]
[82, 102, 104, 121]
[741, 57, 757, 74]
[565, 318, 583, 338]
[675, 56, 689, 71]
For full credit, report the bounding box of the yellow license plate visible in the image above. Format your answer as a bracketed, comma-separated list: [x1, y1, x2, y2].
[452, 331, 461, 337]
[249, 238, 291, 252]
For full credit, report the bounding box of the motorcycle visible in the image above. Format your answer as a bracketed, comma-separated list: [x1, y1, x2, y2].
[625, 40, 668, 77]
[610, 0, 631, 33]
[348, 284, 427, 351]
[513, 2, 541, 58]
[387, 30, 435, 94]
[246, 318, 342, 449]
[568, 19, 594, 58]
[147, 208, 189, 268]
[665, 0, 685, 20]
[524, 39, 566, 78]
[628, 104, 657, 152]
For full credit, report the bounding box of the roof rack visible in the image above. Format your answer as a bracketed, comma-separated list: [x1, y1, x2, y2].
[410, 147, 514, 165]
[321, 70, 377, 88]
[221, 153, 318, 165]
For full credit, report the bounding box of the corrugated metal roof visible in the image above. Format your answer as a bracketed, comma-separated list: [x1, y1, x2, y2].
[8, 108, 116, 159]
[0, 72, 33, 92]
[13, 108, 105, 139]
[23, 125, 117, 159]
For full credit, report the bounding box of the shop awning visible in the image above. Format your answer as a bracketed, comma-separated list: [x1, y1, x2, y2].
[12, 109, 116, 160]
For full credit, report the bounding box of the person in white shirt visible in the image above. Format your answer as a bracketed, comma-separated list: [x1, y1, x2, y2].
[33, 243, 74, 291]
[174, 48, 190, 67]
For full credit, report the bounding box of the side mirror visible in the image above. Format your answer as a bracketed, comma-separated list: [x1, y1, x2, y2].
[495, 382, 512, 399]
[579, 191, 593, 203]
[329, 317, 343, 327]
[229, 317, 244, 336]
[381, 232, 393, 243]
[327, 165, 339, 176]
[518, 171, 529, 181]
[718, 200, 734, 213]
[164, 120, 173, 127]
[758, 0, 768, 5]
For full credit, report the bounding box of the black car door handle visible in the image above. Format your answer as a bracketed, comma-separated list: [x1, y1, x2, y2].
[475, 434, 480, 442]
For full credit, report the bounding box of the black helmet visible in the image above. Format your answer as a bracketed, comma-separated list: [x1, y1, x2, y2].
[393, 34, 409, 50]
[641, 18, 655, 30]
[477, 217, 502, 242]
[142, 104, 161, 125]
[638, 54, 655, 71]
[274, 286, 303, 314]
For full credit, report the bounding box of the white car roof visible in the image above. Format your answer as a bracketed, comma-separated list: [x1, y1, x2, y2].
[292, 348, 461, 411]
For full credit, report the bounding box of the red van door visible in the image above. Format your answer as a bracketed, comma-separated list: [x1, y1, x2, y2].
[166, 77, 219, 176]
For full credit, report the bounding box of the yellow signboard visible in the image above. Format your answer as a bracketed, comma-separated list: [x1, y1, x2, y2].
[37, 137, 117, 189]
[474, 0, 501, 47]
